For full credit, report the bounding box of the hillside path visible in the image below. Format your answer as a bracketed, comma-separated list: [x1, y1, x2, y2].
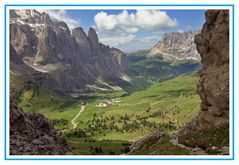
[71, 105, 86, 129]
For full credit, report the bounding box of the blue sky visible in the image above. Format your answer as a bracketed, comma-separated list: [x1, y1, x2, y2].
[45, 10, 206, 52]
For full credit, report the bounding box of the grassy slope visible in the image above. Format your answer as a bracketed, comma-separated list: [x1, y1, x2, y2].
[12, 71, 201, 155]
[76, 72, 201, 141]
[127, 54, 201, 83]
[20, 88, 81, 130]
[15, 72, 200, 141]
[67, 137, 130, 155]
[11, 73, 81, 130]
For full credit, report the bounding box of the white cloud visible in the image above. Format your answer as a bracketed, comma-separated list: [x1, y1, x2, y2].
[99, 34, 136, 46]
[38, 10, 80, 30]
[94, 10, 177, 33]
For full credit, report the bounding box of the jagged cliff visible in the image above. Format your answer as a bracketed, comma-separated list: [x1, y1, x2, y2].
[148, 31, 200, 61]
[10, 104, 72, 155]
[186, 10, 229, 131]
[10, 10, 129, 95]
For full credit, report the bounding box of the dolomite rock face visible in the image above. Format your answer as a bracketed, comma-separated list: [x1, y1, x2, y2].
[10, 104, 72, 155]
[148, 31, 200, 61]
[189, 10, 229, 131]
[10, 9, 129, 95]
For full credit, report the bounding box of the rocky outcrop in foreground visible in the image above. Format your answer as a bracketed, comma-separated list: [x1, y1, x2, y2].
[185, 10, 229, 131]
[127, 132, 166, 154]
[127, 132, 192, 155]
[10, 104, 71, 155]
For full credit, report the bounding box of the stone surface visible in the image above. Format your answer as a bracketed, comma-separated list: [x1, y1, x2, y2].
[182, 10, 229, 132]
[10, 9, 129, 95]
[127, 132, 166, 154]
[148, 31, 200, 61]
[10, 104, 72, 155]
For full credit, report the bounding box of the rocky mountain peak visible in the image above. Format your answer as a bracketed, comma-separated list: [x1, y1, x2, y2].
[14, 9, 41, 18]
[72, 27, 89, 44]
[10, 9, 129, 94]
[148, 31, 200, 61]
[88, 27, 99, 44]
[72, 27, 85, 34]
[10, 9, 69, 32]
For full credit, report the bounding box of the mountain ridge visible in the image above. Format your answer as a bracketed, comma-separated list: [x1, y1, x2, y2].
[148, 31, 201, 61]
[10, 9, 129, 96]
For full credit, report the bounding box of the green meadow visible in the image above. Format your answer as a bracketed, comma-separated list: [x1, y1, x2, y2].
[12, 71, 201, 154]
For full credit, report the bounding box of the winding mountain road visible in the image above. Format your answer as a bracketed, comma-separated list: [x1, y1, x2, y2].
[71, 105, 86, 129]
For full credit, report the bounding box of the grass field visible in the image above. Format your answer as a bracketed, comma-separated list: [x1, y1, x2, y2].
[12, 71, 201, 154]
[67, 137, 130, 155]
[15, 72, 200, 137]
[75, 72, 200, 141]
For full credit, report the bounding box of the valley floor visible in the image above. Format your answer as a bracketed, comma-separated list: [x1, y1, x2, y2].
[13, 72, 201, 155]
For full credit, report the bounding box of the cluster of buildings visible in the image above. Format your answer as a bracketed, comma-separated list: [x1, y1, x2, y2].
[96, 99, 121, 108]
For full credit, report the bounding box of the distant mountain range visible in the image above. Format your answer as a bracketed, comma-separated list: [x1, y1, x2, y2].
[148, 31, 200, 61]
[10, 9, 201, 97]
[126, 31, 201, 82]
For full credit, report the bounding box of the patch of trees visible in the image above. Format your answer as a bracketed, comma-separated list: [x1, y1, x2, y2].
[78, 111, 179, 138]
[65, 128, 86, 138]
[123, 122, 140, 132]
[89, 146, 103, 155]
[52, 118, 68, 126]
